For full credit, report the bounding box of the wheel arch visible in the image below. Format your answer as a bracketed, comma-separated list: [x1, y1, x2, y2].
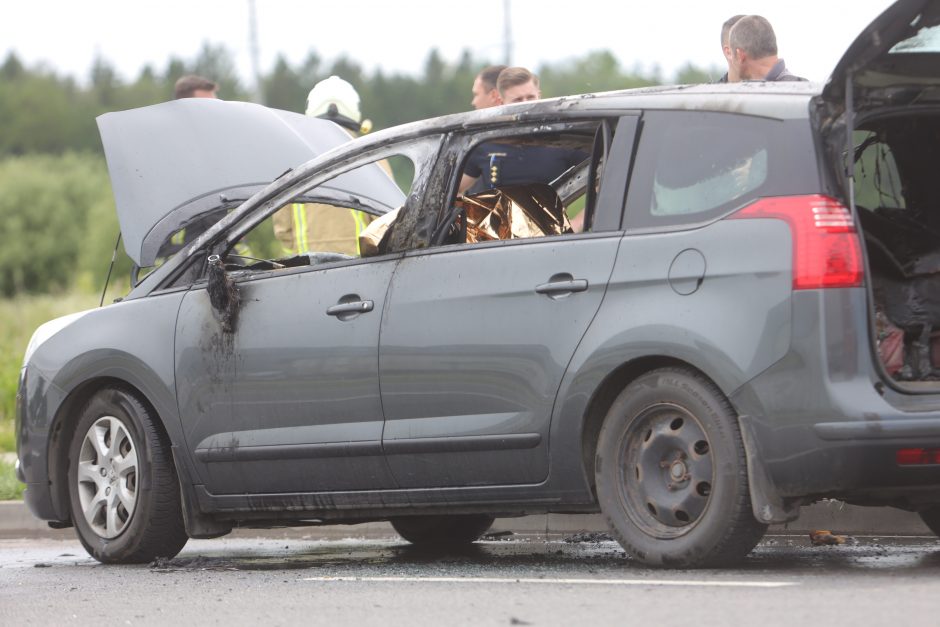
[575, 355, 796, 526]
[578, 356, 714, 496]
[46, 377, 177, 524]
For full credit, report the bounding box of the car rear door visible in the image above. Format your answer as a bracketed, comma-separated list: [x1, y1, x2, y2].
[378, 117, 638, 489]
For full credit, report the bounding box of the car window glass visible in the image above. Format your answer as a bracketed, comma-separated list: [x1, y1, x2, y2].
[223, 154, 413, 273]
[650, 126, 767, 217]
[438, 125, 601, 246]
[890, 23, 940, 53]
[852, 130, 905, 211]
[626, 111, 777, 229]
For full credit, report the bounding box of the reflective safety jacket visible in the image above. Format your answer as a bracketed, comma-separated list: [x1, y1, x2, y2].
[272, 202, 375, 257]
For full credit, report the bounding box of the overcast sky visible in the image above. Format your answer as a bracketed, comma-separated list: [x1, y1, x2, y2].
[3, 0, 897, 91]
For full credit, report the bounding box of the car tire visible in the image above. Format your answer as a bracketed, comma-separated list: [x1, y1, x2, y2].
[595, 367, 767, 568]
[919, 506, 940, 537]
[67, 387, 188, 564]
[390, 514, 495, 546]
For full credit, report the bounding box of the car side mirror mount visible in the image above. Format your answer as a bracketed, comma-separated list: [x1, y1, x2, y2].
[206, 254, 240, 333]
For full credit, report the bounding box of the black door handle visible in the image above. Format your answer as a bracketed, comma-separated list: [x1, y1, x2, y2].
[535, 278, 588, 296]
[326, 300, 374, 316]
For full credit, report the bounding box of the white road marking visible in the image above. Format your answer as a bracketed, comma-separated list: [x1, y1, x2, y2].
[301, 575, 796, 588]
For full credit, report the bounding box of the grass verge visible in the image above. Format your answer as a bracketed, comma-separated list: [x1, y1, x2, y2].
[0, 291, 100, 453]
[0, 460, 25, 500]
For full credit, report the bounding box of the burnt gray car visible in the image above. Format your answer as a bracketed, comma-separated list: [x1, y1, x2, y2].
[15, 0, 940, 567]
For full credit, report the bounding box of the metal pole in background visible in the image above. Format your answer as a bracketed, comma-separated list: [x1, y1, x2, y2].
[503, 0, 513, 66]
[248, 0, 263, 102]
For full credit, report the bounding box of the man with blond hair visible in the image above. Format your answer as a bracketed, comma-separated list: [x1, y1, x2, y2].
[496, 66, 541, 104]
[459, 67, 585, 196]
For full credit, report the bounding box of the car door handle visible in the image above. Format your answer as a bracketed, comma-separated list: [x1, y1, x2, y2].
[535, 278, 588, 296]
[326, 300, 374, 316]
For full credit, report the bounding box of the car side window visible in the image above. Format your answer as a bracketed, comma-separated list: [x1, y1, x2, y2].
[626, 111, 774, 229]
[852, 130, 905, 211]
[433, 123, 604, 247]
[220, 154, 414, 274]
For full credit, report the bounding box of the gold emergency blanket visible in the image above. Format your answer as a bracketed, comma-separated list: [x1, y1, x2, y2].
[460, 183, 572, 243]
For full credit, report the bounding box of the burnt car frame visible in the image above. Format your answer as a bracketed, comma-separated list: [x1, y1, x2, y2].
[16, 0, 940, 567]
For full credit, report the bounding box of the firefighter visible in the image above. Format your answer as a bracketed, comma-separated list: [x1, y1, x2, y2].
[272, 76, 380, 257]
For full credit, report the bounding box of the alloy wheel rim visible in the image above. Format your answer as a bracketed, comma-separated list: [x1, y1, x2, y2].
[618, 403, 714, 538]
[76, 415, 139, 539]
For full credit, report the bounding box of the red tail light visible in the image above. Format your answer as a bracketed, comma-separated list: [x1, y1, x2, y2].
[896, 448, 940, 466]
[729, 195, 863, 290]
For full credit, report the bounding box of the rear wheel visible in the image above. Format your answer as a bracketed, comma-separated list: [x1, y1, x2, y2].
[390, 514, 495, 546]
[67, 387, 188, 564]
[919, 506, 940, 537]
[595, 367, 766, 568]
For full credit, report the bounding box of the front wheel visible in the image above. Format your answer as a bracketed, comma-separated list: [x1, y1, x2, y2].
[67, 387, 189, 564]
[390, 514, 495, 546]
[595, 368, 766, 568]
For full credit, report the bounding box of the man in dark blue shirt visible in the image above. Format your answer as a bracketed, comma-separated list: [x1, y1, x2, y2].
[459, 142, 588, 195]
[458, 67, 588, 194]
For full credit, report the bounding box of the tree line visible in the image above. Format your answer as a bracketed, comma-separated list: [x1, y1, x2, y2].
[0, 43, 719, 157]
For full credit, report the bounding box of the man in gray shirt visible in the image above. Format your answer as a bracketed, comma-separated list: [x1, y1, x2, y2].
[727, 15, 806, 82]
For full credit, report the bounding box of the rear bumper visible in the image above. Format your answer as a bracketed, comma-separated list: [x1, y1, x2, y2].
[746, 414, 940, 501]
[813, 418, 940, 440]
[732, 288, 940, 509]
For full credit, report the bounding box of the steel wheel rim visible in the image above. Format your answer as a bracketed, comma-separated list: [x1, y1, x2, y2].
[618, 403, 714, 539]
[76, 415, 139, 539]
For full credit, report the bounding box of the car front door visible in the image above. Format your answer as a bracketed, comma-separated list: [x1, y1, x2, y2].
[175, 254, 400, 495]
[171, 137, 441, 496]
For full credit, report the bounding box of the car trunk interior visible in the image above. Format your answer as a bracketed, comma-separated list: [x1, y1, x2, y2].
[852, 110, 940, 383]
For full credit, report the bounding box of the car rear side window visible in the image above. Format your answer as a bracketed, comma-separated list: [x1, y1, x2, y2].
[625, 111, 780, 229]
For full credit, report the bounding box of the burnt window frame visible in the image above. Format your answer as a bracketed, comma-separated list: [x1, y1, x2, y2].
[425, 117, 627, 249]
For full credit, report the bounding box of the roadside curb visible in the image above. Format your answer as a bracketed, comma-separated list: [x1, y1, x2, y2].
[0, 500, 931, 540]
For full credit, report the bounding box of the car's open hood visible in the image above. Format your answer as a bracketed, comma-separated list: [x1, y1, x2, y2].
[824, 0, 940, 103]
[97, 99, 404, 267]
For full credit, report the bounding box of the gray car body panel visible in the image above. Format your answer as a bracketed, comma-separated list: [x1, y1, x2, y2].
[18, 293, 187, 521]
[379, 233, 621, 489]
[176, 255, 402, 494]
[732, 288, 940, 507]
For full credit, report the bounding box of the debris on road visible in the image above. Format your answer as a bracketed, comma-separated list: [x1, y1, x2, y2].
[563, 532, 614, 543]
[481, 530, 515, 540]
[809, 530, 848, 546]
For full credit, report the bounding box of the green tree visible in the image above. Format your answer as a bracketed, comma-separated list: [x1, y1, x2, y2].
[192, 42, 247, 100]
[675, 62, 722, 84]
[539, 50, 657, 98]
[1, 52, 25, 80]
[263, 55, 306, 112]
[90, 55, 120, 107]
[0, 69, 96, 155]
[0, 153, 119, 296]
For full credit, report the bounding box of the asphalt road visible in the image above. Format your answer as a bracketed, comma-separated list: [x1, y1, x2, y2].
[2, 533, 939, 626]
